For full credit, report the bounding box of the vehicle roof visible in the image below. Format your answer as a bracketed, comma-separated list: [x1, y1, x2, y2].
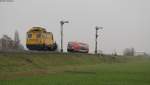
[27, 27, 47, 33]
[68, 41, 89, 46]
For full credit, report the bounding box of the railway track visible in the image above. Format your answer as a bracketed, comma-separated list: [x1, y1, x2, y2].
[0, 50, 61, 54]
[0, 50, 95, 56]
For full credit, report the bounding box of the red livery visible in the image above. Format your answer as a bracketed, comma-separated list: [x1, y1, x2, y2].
[67, 41, 89, 53]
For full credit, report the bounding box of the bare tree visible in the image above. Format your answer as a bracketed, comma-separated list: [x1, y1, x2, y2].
[14, 30, 20, 49]
[14, 30, 24, 50]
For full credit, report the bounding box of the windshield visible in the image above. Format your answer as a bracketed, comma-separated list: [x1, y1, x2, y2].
[36, 33, 41, 38]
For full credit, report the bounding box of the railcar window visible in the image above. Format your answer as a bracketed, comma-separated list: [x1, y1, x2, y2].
[36, 34, 41, 38]
[42, 34, 45, 38]
[52, 35, 53, 40]
[27, 34, 32, 38]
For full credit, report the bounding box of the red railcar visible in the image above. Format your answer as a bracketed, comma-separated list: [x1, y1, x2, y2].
[67, 41, 89, 53]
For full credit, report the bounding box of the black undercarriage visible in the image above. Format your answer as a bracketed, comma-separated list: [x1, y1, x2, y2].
[26, 44, 57, 51]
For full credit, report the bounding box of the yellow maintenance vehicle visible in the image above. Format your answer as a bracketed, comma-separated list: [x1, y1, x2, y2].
[26, 27, 57, 51]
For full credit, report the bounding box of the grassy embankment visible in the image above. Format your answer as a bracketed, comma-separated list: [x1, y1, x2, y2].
[0, 52, 150, 85]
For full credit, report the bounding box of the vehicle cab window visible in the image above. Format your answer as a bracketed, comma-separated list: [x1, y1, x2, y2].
[36, 33, 41, 38]
[27, 34, 32, 38]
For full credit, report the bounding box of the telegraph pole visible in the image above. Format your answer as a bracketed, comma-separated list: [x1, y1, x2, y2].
[95, 26, 103, 54]
[60, 20, 69, 53]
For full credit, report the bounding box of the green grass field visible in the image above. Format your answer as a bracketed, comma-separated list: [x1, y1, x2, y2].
[0, 52, 150, 85]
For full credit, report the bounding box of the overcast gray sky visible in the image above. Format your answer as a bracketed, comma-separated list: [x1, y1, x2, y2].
[0, 0, 150, 54]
